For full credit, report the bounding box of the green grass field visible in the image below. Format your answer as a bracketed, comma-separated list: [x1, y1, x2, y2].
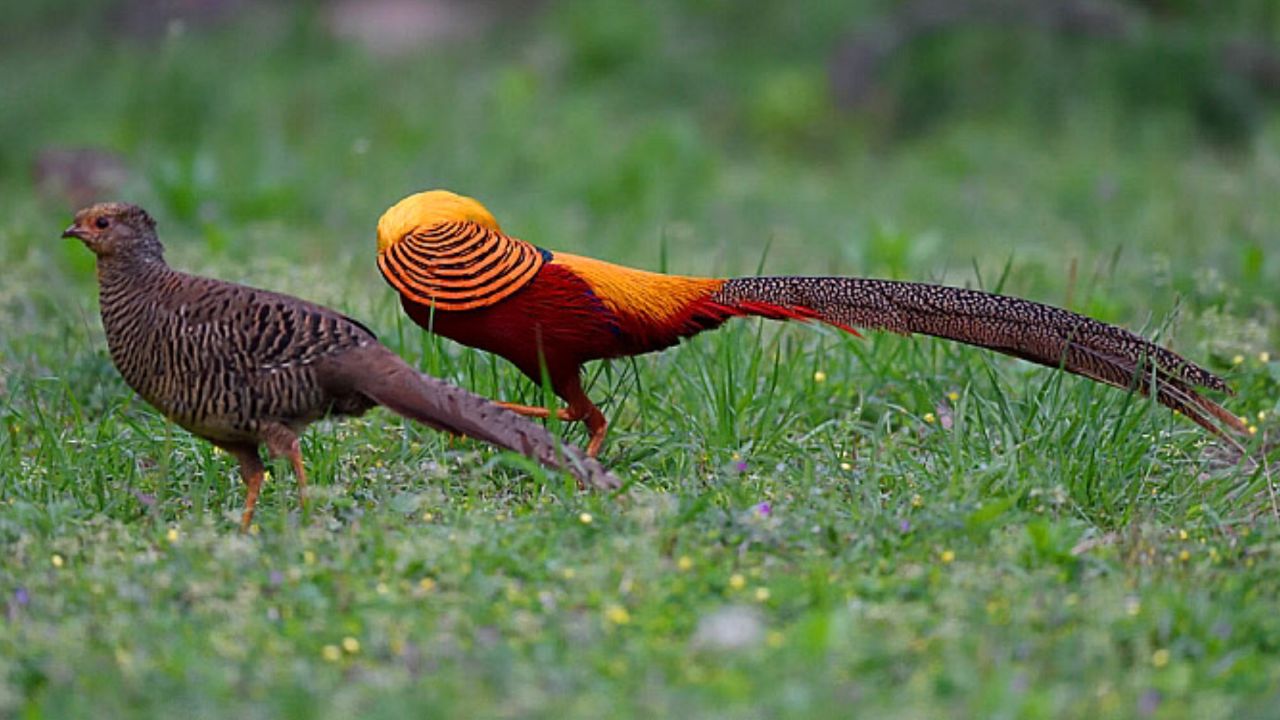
[3, 2, 1280, 717]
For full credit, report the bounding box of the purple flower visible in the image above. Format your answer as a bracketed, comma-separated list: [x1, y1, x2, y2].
[1138, 689, 1162, 716]
[13, 587, 29, 606]
[898, 519, 911, 533]
[735, 461, 749, 474]
[130, 489, 156, 507]
[754, 502, 772, 517]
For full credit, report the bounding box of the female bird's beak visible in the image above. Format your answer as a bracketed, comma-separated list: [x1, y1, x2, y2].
[62, 223, 86, 240]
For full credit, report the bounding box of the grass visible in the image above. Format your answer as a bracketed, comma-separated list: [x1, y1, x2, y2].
[3, 2, 1280, 717]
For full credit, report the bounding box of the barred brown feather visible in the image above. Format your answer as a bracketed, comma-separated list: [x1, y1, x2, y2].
[712, 276, 1247, 443]
[67, 203, 617, 529]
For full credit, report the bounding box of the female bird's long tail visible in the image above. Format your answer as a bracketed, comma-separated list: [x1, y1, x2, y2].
[334, 346, 620, 489]
[709, 276, 1247, 444]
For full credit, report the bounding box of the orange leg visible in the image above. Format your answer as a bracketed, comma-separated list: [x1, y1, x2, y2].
[218, 443, 266, 532]
[495, 376, 609, 458]
[264, 424, 308, 514]
[496, 402, 583, 422]
[581, 407, 608, 457]
[241, 471, 263, 531]
[287, 447, 308, 511]
[555, 375, 609, 458]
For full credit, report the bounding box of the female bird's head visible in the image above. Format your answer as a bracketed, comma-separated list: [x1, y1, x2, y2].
[62, 202, 163, 260]
[376, 190, 501, 254]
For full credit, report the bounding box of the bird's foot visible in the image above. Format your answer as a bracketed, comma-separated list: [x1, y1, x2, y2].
[495, 402, 581, 422]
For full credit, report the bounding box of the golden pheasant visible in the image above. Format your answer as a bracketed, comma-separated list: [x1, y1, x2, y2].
[375, 190, 1248, 456]
[64, 202, 616, 530]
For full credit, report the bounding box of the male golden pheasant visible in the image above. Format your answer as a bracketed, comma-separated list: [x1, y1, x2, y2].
[375, 190, 1248, 456]
[64, 202, 616, 530]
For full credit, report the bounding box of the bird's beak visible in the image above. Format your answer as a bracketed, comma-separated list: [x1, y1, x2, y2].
[62, 223, 85, 240]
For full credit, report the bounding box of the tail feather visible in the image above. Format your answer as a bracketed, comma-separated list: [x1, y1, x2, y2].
[337, 349, 620, 489]
[712, 276, 1247, 445]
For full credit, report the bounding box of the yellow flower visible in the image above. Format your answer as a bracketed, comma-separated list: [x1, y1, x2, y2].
[1178, 529, 1188, 541]
[1151, 649, 1170, 668]
[1249, 425, 1258, 436]
[677, 556, 693, 572]
[729, 573, 746, 590]
[911, 494, 924, 508]
[1260, 351, 1271, 363]
[578, 512, 593, 525]
[51, 553, 64, 568]
[947, 391, 960, 402]
[1125, 597, 1141, 616]
[1258, 411, 1268, 422]
[561, 568, 576, 580]
[813, 371, 827, 383]
[754, 587, 771, 602]
[839, 462, 852, 471]
[1178, 549, 1191, 562]
[923, 412, 936, 424]
[303, 550, 316, 565]
[940, 549, 955, 564]
[321, 645, 341, 662]
[166, 527, 180, 543]
[605, 604, 631, 625]
[375, 582, 390, 595]
[419, 577, 437, 592]
[1232, 354, 1245, 365]
[342, 637, 360, 654]
[421, 511, 434, 522]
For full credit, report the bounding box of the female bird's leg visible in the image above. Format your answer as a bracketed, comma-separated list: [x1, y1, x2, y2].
[217, 442, 266, 532]
[264, 423, 308, 513]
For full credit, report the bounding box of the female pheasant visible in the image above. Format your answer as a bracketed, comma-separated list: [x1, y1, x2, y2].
[375, 190, 1248, 456]
[65, 202, 616, 530]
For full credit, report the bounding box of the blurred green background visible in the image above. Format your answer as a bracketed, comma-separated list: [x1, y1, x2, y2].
[5, 0, 1280, 309]
[3, 1, 1280, 717]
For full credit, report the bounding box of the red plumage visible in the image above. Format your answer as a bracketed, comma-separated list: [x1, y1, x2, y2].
[378, 190, 1248, 458]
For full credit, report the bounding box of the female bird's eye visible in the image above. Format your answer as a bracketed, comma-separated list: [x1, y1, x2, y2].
[95, 217, 110, 229]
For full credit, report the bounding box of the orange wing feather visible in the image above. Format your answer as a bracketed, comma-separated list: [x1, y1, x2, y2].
[550, 252, 725, 331]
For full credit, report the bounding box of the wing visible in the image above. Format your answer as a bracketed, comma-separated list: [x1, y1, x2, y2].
[158, 271, 377, 380]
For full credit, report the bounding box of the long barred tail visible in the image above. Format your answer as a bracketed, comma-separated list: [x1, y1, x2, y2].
[711, 276, 1248, 445]
[346, 347, 621, 490]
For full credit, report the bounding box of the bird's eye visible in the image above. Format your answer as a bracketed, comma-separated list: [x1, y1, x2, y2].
[94, 217, 110, 229]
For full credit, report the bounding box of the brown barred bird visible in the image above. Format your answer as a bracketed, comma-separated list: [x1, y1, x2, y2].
[375, 190, 1249, 456]
[63, 202, 617, 530]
